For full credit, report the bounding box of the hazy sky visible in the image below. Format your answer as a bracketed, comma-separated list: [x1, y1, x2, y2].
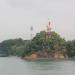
[0, 0, 75, 42]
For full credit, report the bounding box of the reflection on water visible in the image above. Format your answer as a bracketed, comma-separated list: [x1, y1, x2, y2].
[0, 57, 75, 75]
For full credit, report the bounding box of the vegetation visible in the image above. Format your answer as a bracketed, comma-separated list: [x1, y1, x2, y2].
[66, 40, 75, 57]
[0, 31, 75, 58]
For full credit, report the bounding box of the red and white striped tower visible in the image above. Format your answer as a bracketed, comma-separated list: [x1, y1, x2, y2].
[42, 20, 52, 57]
[47, 20, 51, 35]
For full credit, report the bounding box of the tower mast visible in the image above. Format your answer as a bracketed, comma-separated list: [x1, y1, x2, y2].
[42, 20, 52, 57]
[47, 20, 51, 35]
[30, 26, 33, 40]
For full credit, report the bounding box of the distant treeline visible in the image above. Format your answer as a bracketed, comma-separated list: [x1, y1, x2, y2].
[0, 31, 75, 57]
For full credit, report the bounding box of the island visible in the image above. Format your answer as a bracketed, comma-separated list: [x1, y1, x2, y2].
[0, 30, 75, 60]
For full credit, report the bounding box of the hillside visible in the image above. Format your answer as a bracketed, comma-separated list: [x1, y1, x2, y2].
[0, 31, 75, 59]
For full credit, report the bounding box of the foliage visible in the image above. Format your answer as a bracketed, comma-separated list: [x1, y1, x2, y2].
[32, 31, 66, 52]
[66, 40, 75, 57]
[0, 31, 75, 57]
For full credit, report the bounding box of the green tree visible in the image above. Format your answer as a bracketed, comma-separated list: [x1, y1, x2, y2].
[66, 40, 75, 57]
[32, 31, 66, 52]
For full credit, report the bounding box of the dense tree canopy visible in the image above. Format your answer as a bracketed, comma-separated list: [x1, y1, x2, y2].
[66, 40, 75, 57]
[32, 31, 66, 52]
[0, 31, 75, 57]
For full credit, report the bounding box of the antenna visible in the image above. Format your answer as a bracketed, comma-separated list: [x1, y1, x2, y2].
[42, 19, 52, 57]
[30, 26, 33, 40]
[47, 19, 51, 35]
[46, 19, 52, 41]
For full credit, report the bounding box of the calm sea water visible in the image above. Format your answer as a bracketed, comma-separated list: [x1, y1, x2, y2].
[0, 57, 75, 75]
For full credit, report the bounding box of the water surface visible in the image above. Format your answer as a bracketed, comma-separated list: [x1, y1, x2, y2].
[0, 57, 75, 75]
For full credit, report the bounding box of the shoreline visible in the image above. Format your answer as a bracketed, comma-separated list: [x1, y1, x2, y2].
[23, 56, 75, 61]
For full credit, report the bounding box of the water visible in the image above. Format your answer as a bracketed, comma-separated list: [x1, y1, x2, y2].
[0, 57, 75, 75]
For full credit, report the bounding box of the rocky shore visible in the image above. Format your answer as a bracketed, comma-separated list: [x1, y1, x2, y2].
[23, 51, 69, 60]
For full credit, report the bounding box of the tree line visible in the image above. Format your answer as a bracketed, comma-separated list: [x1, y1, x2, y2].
[0, 31, 75, 58]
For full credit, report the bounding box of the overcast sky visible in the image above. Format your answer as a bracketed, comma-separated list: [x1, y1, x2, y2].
[0, 0, 75, 42]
